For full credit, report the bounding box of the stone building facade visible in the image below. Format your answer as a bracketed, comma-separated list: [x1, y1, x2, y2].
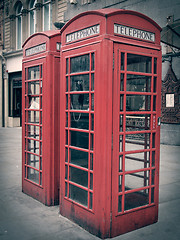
[0, 0, 67, 127]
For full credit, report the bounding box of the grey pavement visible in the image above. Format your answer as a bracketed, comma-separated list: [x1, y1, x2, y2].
[0, 127, 180, 240]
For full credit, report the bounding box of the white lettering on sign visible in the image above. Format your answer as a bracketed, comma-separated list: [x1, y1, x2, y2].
[25, 43, 46, 56]
[66, 24, 100, 43]
[114, 24, 155, 42]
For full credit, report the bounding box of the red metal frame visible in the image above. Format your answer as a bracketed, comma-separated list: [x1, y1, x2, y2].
[59, 9, 161, 238]
[111, 44, 162, 236]
[22, 31, 61, 205]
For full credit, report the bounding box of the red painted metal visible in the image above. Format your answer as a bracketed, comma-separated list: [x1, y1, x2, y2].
[22, 31, 61, 205]
[59, 9, 161, 238]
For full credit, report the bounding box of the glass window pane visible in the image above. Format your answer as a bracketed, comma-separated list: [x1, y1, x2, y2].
[154, 58, 157, 74]
[89, 192, 93, 209]
[121, 52, 125, 70]
[30, 11, 34, 35]
[127, 54, 152, 73]
[70, 94, 89, 110]
[153, 77, 157, 92]
[125, 133, 150, 151]
[118, 195, 122, 212]
[70, 54, 90, 73]
[70, 74, 89, 91]
[28, 81, 40, 95]
[125, 190, 149, 211]
[70, 148, 88, 168]
[28, 97, 40, 109]
[44, 4, 49, 31]
[126, 114, 150, 131]
[70, 112, 89, 130]
[120, 74, 124, 91]
[70, 131, 89, 149]
[119, 135, 123, 152]
[126, 75, 151, 92]
[126, 95, 151, 111]
[120, 95, 124, 111]
[91, 53, 94, 71]
[69, 184, 88, 207]
[28, 111, 40, 123]
[27, 153, 39, 169]
[125, 152, 150, 171]
[27, 167, 39, 184]
[27, 139, 39, 154]
[125, 171, 150, 191]
[91, 73, 94, 91]
[17, 16, 22, 49]
[28, 66, 40, 80]
[28, 125, 40, 139]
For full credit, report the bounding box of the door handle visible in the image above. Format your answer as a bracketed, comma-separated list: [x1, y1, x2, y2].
[158, 117, 161, 126]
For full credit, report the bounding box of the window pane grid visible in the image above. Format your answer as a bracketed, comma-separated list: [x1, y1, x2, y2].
[65, 53, 95, 210]
[24, 65, 43, 186]
[117, 52, 156, 214]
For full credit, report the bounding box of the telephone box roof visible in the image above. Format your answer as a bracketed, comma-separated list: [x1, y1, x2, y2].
[60, 8, 161, 34]
[22, 30, 60, 48]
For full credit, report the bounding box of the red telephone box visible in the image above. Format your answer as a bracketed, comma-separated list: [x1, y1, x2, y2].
[59, 9, 162, 238]
[22, 31, 61, 205]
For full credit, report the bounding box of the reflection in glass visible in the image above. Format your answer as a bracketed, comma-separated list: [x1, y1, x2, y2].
[70, 94, 89, 110]
[91, 73, 94, 91]
[70, 131, 89, 149]
[120, 95, 124, 111]
[28, 66, 40, 79]
[28, 139, 39, 154]
[28, 125, 40, 139]
[89, 192, 93, 209]
[120, 74, 124, 91]
[28, 111, 39, 124]
[118, 195, 122, 212]
[28, 96, 40, 109]
[70, 54, 89, 73]
[126, 75, 151, 92]
[119, 155, 123, 172]
[127, 54, 152, 73]
[125, 114, 150, 131]
[69, 167, 88, 187]
[119, 115, 123, 132]
[126, 95, 151, 111]
[121, 52, 125, 70]
[70, 75, 89, 91]
[70, 148, 88, 168]
[70, 112, 89, 129]
[28, 81, 40, 95]
[27, 167, 39, 184]
[154, 58, 157, 74]
[125, 190, 149, 211]
[27, 153, 39, 169]
[153, 77, 157, 92]
[69, 184, 88, 207]
[119, 135, 123, 152]
[91, 53, 94, 71]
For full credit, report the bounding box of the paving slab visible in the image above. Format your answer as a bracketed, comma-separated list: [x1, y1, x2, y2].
[0, 128, 180, 240]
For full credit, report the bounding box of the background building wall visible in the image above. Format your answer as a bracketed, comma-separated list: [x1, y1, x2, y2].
[65, 0, 180, 145]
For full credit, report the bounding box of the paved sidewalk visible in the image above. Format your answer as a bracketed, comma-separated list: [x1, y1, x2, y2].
[0, 127, 180, 240]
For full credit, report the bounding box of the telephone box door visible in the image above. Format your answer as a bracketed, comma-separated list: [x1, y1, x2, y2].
[111, 43, 161, 236]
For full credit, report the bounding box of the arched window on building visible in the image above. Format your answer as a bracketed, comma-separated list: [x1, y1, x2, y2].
[43, 0, 52, 31]
[29, 0, 37, 35]
[16, 1, 23, 49]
